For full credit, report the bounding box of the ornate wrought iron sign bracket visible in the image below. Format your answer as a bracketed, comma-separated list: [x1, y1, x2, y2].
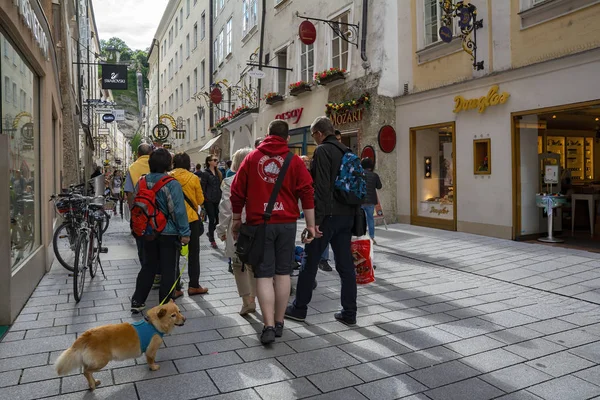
[439, 1, 484, 71]
[295, 12, 360, 48]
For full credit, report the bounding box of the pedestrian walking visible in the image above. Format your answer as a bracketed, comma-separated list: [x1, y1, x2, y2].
[361, 157, 382, 244]
[231, 120, 315, 344]
[286, 116, 359, 326]
[110, 170, 124, 217]
[130, 148, 190, 312]
[170, 152, 209, 296]
[124, 144, 153, 263]
[216, 147, 256, 315]
[200, 155, 223, 249]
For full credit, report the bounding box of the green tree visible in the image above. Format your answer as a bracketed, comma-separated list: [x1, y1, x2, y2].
[100, 37, 132, 62]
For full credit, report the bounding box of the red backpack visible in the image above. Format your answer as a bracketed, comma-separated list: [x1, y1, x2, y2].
[130, 175, 175, 240]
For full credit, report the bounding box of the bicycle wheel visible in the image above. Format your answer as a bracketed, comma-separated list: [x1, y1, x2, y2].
[53, 222, 77, 272]
[100, 210, 110, 234]
[89, 227, 99, 278]
[73, 233, 88, 303]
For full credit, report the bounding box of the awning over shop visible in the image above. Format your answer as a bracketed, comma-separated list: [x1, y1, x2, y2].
[199, 134, 222, 152]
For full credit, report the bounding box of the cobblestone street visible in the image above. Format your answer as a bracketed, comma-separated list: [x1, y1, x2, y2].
[1, 219, 600, 400]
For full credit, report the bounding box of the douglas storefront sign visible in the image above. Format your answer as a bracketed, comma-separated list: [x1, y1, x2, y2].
[101, 64, 128, 90]
[275, 108, 303, 124]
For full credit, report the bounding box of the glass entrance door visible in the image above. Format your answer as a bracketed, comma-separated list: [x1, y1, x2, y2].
[410, 123, 456, 231]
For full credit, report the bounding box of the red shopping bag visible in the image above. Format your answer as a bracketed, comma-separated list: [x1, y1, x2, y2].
[351, 236, 375, 284]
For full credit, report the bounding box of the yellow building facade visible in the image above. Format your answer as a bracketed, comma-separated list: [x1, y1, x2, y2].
[396, 0, 600, 241]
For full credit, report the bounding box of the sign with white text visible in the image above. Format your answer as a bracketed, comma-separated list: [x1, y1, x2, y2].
[101, 64, 128, 90]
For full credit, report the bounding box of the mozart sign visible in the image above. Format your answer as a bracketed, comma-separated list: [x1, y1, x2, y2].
[331, 109, 364, 126]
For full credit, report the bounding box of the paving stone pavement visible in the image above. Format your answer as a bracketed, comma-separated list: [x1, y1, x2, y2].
[1, 218, 600, 399]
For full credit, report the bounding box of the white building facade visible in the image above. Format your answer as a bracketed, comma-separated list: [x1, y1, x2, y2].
[148, 0, 213, 165]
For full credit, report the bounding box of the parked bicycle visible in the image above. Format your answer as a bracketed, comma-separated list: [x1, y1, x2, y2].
[51, 184, 111, 272]
[70, 194, 108, 302]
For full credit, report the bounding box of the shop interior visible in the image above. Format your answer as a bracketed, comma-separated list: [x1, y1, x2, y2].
[410, 124, 456, 231]
[515, 103, 600, 250]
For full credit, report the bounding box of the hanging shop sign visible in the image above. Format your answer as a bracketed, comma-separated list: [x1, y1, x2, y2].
[439, 26, 453, 43]
[248, 70, 266, 79]
[13, 0, 49, 59]
[113, 109, 125, 121]
[331, 109, 364, 126]
[101, 64, 128, 90]
[275, 108, 303, 124]
[102, 114, 115, 123]
[299, 21, 317, 45]
[453, 85, 510, 114]
[115, 159, 122, 165]
[152, 123, 170, 142]
[378, 125, 397, 153]
[210, 88, 223, 104]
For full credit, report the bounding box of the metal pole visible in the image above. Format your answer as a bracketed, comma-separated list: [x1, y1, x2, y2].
[257, 0, 266, 113]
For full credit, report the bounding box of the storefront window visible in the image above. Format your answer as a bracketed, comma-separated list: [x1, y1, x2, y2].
[411, 124, 455, 228]
[1, 34, 40, 270]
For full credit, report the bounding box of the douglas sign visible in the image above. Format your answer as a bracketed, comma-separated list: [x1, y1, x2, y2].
[275, 107, 303, 124]
[101, 64, 128, 90]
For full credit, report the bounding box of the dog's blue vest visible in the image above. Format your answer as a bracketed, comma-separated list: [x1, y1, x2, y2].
[131, 319, 164, 353]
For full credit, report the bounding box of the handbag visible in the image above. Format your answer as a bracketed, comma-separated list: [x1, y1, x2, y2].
[236, 152, 294, 266]
[352, 207, 367, 237]
[183, 194, 205, 236]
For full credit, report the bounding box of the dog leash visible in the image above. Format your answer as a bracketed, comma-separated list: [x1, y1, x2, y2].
[158, 244, 188, 306]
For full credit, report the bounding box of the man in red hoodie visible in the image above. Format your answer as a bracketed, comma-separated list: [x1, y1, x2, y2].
[231, 120, 316, 345]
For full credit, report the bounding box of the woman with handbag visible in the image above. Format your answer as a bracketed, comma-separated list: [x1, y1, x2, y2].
[216, 147, 256, 315]
[170, 152, 209, 296]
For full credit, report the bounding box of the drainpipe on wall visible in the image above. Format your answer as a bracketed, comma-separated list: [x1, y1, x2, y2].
[257, 0, 266, 113]
[361, 0, 369, 69]
[208, 0, 214, 130]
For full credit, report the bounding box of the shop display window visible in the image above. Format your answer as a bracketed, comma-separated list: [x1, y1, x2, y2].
[411, 124, 455, 224]
[1, 34, 40, 270]
[473, 139, 491, 175]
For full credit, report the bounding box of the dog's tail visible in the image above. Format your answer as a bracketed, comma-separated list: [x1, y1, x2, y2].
[55, 346, 83, 375]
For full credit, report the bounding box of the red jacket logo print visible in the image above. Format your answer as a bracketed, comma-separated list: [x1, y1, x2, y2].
[258, 155, 284, 184]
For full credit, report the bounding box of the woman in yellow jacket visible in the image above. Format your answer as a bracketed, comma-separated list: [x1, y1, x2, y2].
[171, 152, 209, 296]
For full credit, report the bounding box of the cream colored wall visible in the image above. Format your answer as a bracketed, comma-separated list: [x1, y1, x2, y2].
[510, 0, 600, 68]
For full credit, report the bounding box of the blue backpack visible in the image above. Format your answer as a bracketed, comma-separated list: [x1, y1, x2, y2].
[326, 142, 367, 205]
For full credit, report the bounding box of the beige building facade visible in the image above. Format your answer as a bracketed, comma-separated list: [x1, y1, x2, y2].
[0, 0, 92, 323]
[396, 0, 600, 240]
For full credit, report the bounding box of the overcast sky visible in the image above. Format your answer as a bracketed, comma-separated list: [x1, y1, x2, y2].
[92, 0, 169, 51]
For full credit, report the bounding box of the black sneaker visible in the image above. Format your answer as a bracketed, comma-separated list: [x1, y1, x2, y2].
[261, 326, 276, 344]
[275, 321, 284, 337]
[284, 305, 306, 322]
[334, 312, 356, 326]
[131, 301, 146, 313]
[318, 260, 333, 271]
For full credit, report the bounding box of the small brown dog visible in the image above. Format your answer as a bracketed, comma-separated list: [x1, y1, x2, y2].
[55, 300, 185, 390]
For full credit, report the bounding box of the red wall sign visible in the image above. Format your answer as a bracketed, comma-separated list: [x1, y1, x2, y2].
[210, 88, 223, 104]
[361, 145, 376, 165]
[299, 21, 317, 45]
[378, 125, 396, 153]
[275, 107, 303, 124]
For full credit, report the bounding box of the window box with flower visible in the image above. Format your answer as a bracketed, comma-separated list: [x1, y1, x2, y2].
[264, 92, 284, 105]
[289, 81, 311, 96]
[314, 68, 346, 86]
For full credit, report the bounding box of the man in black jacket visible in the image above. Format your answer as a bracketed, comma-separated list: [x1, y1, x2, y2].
[285, 116, 358, 325]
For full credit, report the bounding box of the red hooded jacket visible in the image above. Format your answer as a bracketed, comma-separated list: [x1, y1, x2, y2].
[230, 135, 314, 225]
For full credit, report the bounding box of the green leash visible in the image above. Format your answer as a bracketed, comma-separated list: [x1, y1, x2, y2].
[159, 244, 188, 306]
